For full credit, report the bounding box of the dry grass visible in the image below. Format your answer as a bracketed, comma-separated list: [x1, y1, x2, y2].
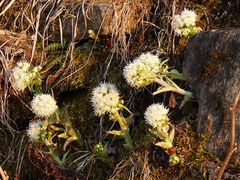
[0, 30, 34, 131]
[109, 151, 156, 180]
[0, 1, 152, 178]
[0, 0, 153, 90]
[0, 165, 9, 180]
[0, 0, 153, 126]
[108, 121, 216, 180]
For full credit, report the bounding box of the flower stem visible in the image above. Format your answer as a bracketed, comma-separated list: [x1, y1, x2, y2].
[154, 77, 193, 98]
[112, 111, 133, 150]
[48, 147, 64, 166]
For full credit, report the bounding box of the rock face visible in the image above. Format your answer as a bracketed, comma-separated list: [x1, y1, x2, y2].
[45, 1, 151, 41]
[183, 29, 240, 159]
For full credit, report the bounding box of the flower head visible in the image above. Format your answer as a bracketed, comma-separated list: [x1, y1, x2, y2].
[17, 61, 31, 72]
[123, 53, 164, 88]
[11, 61, 32, 91]
[172, 14, 184, 32]
[31, 94, 58, 117]
[172, 9, 200, 37]
[31, 66, 42, 76]
[11, 66, 31, 91]
[27, 120, 43, 142]
[144, 103, 169, 128]
[11, 61, 42, 92]
[180, 9, 197, 27]
[91, 83, 122, 116]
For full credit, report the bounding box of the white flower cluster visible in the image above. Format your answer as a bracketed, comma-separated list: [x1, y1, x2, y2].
[31, 94, 58, 117]
[27, 120, 43, 142]
[172, 9, 201, 37]
[91, 83, 122, 116]
[11, 61, 42, 91]
[123, 53, 164, 88]
[144, 103, 169, 128]
[11, 61, 31, 91]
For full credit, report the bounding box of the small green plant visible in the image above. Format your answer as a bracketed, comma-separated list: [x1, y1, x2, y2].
[88, 30, 100, 41]
[45, 40, 67, 51]
[91, 83, 134, 150]
[144, 103, 180, 165]
[123, 52, 192, 105]
[27, 94, 81, 166]
[94, 143, 108, 162]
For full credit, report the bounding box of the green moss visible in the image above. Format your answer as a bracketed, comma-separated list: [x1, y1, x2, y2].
[68, 51, 97, 90]
[42, 49, 98, 92]
[174, 122, 219, 178]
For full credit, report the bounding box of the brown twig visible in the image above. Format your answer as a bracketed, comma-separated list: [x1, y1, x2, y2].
[217, 91, 240, 180]
[0, 166, 9, 180]
[0, 0, 16, 16]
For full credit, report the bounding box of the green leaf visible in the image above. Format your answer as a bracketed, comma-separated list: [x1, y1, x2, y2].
[155, 141, 173, 149]
[58, 133, 69, 139]
[167, 69, 186, 81]
[88, 29, 99, 41]
[45, 40, 67, 51]
[169, 154, 181, 165]
[169, 128, 175, 143]
[49, 124, 64, 132]
[148, 128, 161, 138]
[125, 114, 133, 125]
[61, 150, 70, 165]
[63, 136, 78, 151]
[157, 130, 169, 140]
[153, 86, 174, 95]
[106, 130, 124, 137]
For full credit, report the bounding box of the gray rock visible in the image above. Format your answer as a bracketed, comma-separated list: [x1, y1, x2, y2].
[183, 29, 240, 159]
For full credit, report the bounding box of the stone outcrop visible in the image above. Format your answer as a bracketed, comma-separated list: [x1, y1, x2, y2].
[183, 29, 240, 159]
[45, 1, 151, 41]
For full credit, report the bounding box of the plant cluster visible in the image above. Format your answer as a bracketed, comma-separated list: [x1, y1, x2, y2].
[124, 52, 193, 105]
[145, 103, 180, 165]
[27, 94, 81, 166]
[91, 83, 133, 150]
[10, 62, 81, 166]
[7, 7, 203, 177]
[91, 51, 191, 165]
[172, 9, 201, 38]
[11, 61, 42, 92]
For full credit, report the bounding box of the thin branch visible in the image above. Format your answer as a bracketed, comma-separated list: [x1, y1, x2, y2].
[0, 166, 9, 180]
[0, 0, 16, 16]
[217, 91, 240, 180]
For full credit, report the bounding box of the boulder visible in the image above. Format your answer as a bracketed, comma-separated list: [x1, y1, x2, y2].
[45, 1, 151, 41]
[183, 29, 240, 159]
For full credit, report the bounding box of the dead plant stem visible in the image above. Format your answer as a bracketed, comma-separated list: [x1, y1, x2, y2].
[217, 91, 240, 180]
[0, 166, 9, 180]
